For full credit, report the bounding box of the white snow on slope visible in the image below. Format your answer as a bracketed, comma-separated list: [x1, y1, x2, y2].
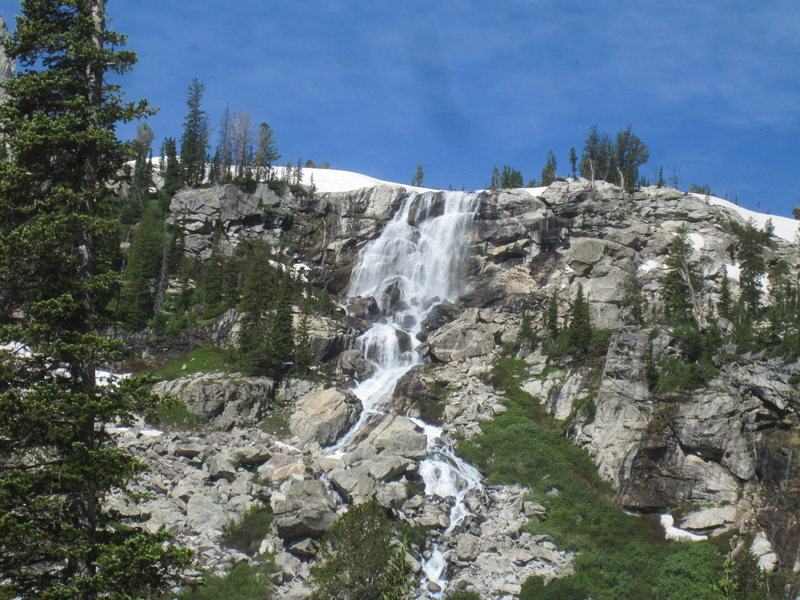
[693, 193, 800, 243]
[660, 514, 707, 542]
[268, 166, 436, 194]
[688, 232, 705, 250]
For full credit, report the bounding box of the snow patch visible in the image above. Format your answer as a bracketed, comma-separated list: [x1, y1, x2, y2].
[694, 193, 800, 243]
[269, 166, 437, 194]
[660, 514, 708, 542]
[687, 232, 705, 250]
[639, 259, 662, 273]
[725, 263, 741, 281]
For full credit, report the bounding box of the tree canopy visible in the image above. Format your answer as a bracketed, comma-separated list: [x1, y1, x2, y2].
[0, 1, 192, 597]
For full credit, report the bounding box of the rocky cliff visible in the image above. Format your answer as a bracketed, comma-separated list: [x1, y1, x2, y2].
[118, 175, 800, 598]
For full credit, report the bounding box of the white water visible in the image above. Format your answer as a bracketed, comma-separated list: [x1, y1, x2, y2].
[331, 191, 484, 593]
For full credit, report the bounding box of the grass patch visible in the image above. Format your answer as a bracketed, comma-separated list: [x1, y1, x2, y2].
[155, 347, 235, 380]
[148, 396, 207, 430]
[459, 357, 726, 600]
[260, 408, 291, 439]
[221, 503, 274, 556]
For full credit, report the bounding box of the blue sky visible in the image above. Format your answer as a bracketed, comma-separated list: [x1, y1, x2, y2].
[2, 0, 799, 216]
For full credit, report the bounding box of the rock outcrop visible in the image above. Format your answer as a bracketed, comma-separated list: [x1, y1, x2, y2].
[131, 177, 800, 596]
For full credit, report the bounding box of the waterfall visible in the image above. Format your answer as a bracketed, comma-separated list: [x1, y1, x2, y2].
[332, 190, 483, 595]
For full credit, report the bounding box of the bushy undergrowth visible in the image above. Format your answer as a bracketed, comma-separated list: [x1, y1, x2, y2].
[221, 503, 274, 556]
[459, 357, 727, 599]
[148, 396, 207, 429]
[177, 559, 276, 600]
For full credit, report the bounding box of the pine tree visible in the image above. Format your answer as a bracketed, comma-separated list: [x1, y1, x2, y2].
[735, 221, 767, 316]
[0, 2, 192, 597]
[254, 121, 280, 181]
[567, 284, 593, 354]
[119, 200, 164, 328]
[201, 237, 225, 319]
[180, 77, 209, 187]
[238, 243, 275, 375]
[614, 125, 649, 192]
[411, 164, 424, 187]
[490, 166, 500, 189]
[569, 147, 577, 178]
[310, 500, 414, 600]
[267, 276, 295, 378]
[293, 310, 314, 376]
[120, 123, 154, 224]
[546, 292, 559, 340]
[500, 165, 523, 188]
[540, 151, 557, 186]
[718, 270, 733, 320]
[161, 137, 183, 196]
[215, 104, 233, 182]
[660, 227, 703, 326]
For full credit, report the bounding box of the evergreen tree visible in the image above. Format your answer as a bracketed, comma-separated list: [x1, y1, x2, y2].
[180, 77, 209, 187]
[735, 221, 767, 316]
[567, 284, 593, 354]
[660, 227, 703, 326]
[546, 292, 560, 340]
[0, 2, 192, 597]
[215, 104, 233, 182]
[569, 147, 577, 178]
[120, 123, 154, 224]
[500, 165, 523, 188]
[310, 500, 414, 600]
[254, 121, 280, 181]
[540, 150, 557, 186]
[161, 137, 183, 196]
[614, 125, 650, 192]
[266, 277, 295, 378]
[411, 164, 424, 187]
[718, 270, 733, 320]
[201, 237, 225, 319]
[490, 166, 500, 189]
[238, 242, 275, 375]
[293, 310, 314, 376]
[622, 270, 646, 325]
[119, 200, 164, 328]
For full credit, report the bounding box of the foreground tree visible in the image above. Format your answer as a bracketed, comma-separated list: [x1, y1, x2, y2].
[309, 501, 414, 600]
[0, 2, 192, 597]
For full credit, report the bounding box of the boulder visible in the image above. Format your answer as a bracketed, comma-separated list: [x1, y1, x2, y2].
[271, 479, 338, 541]
[422, 309, 497, 363]
[257, 453, 307, 483]
[359, 415, 428, 460]
[328, 465, 377, 503]
[286, 382, 362, 447]
[153, 372, 273, 429]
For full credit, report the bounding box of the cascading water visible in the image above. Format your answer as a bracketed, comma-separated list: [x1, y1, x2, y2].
[330, 190, 484, 594]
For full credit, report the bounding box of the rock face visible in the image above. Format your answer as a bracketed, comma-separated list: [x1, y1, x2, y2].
[136, 178, 800, 596]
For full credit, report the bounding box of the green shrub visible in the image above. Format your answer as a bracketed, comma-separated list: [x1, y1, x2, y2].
[447, 591, 482, 600]
[309, 500, 414, 600]
[148, 397, 207, 430]
[221, 504, 274, 556]
[177, 559, 276, 600]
